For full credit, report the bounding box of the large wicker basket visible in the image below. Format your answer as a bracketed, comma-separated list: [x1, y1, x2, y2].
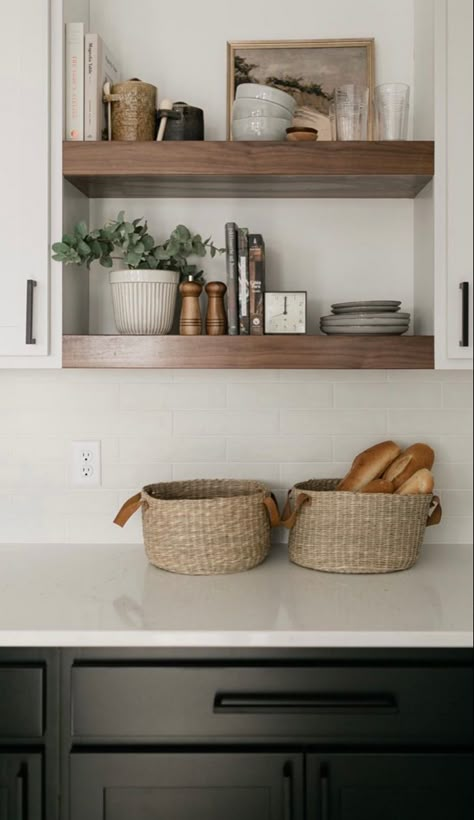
[282, 479, 441, 574]
[114, 479, 280, 575]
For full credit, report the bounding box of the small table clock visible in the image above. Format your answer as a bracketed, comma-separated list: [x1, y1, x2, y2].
[264, 291, 307, 334]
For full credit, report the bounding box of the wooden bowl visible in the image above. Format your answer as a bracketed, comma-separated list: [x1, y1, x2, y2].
[286, 127, 318, 142]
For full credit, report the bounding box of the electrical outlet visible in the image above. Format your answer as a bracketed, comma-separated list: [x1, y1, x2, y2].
[72, 441, 101, 488]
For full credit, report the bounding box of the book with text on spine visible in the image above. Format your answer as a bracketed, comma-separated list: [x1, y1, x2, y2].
[65, 22, 85, 140]
[237, 227, 249, 335]
[85, 33, 120, 141]
[225, 222, 239, 335]
[249, 234, 265, 335]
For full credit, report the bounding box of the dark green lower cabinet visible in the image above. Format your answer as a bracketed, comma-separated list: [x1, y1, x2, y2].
[0, 754, 42, 820]
[307, 753, 473, 819]
[69, 752, 304, 820]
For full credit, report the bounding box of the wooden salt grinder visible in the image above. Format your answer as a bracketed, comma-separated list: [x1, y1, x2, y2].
[205, 281, 227, 335]
[179, 278, 202, 335]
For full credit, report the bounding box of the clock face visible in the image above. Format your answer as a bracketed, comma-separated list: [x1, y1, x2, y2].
[264, 292, 307, 334]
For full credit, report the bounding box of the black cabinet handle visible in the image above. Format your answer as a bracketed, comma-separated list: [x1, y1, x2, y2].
[214, 692, 397, 714]
[320, 765, 330, 820]
[283, 762, 293, 820]
[16, 765, 27, 820]
[25, 279, 37, 345]
[459, 282, 470, 347]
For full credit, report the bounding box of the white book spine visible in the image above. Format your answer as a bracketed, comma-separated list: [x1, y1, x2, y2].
[84, 34, 100, 140]
[65, 23, 84, 140]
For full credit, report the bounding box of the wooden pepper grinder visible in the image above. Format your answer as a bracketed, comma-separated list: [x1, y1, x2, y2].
[205, 281, 227, 335]
[179, 277, 203, 335]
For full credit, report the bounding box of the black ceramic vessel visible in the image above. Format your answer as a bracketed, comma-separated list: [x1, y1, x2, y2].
[158, 101, 204, 140]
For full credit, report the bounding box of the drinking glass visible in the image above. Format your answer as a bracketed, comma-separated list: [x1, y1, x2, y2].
[375, 83, 410, 139]
[335, 85, 369, 140]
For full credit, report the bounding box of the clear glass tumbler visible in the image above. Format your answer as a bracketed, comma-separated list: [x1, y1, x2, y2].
[335, 102, 368, 140]
[375, 83, 410, 139]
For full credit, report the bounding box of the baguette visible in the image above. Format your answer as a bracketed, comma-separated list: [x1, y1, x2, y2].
[383, 443, 435, 490]
[395, 468, 434, 495]
[337, 441, 401, 492]
[359, 479, 394, 494]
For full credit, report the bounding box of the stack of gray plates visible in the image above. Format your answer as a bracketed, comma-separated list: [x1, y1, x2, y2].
[320, 301, 410, 335]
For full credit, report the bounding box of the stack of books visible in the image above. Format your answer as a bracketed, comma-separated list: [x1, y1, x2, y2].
[225, 223, 266, 336]
[65, 23, 120, 141]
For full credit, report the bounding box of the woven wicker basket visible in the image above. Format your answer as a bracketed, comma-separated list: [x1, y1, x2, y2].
[114, 479, 280, 575]
[282, 479, 441, 574]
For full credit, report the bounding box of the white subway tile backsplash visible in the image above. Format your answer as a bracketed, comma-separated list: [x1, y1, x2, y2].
[227, 382, 333, 409]
[334, 382, 442, 409]
[171, 462, 281, 486]
[280, 410, 386, 435]
[120, 383, 226, 411]
[227, 436, 332, 463]
[119, 436, 226, 463]
[173, 411, 279, 436]
[443, 382, 473, 409]
[0, 368, 471, 545]
[388, 409, 472, 435]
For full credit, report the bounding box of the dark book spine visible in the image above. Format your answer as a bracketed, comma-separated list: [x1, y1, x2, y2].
[249, 234, 265, 335]
[225, 222, 239, 335]
[237, 228, 249, 335]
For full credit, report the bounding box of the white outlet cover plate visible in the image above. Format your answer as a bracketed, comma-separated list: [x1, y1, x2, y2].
[71, 441, 101, 488]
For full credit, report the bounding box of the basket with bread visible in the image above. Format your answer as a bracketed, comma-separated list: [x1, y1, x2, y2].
[282, 441, 441, 574]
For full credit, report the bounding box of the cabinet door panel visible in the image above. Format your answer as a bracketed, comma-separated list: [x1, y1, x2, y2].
[70, 752, 303, 820]
[445, 0, 473, 360]
[307, 753, 473, 820]
[0, 0, 50, 356]
[0, 754, 42, 820]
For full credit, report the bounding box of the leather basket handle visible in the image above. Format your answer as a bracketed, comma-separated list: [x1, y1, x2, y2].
[426, 495, 442, 527]
[114, 492, 143, 528]
[281, 491, 311, 529]
[263, 493, 281, 528]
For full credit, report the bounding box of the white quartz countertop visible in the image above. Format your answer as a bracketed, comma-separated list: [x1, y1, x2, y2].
[0, 543, 472, 648]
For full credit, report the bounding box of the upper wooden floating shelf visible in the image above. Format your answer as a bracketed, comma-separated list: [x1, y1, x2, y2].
[63, 140, 434, 199]
[63, 335, 434, 370]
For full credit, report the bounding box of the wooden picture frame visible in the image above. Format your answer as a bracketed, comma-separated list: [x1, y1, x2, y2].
[227, 39, 375, 140]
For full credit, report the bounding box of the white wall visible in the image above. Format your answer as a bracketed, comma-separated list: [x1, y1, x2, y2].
[0, 369, 471, 544]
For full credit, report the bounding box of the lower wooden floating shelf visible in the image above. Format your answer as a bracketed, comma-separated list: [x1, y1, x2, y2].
[63, 335, 434, 369]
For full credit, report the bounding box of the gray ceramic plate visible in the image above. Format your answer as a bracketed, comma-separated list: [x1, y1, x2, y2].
[331, 300, 402, 309]
[321, 325, 409, 335]
[321, 316, 410, 326]
[326, 311, 410, 320]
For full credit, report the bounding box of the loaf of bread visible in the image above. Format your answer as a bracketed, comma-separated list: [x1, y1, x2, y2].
[395, 468, 434, 495]
[359, 479, 394, 494]
[337, 441, 401, 492]
[383, 443, 435, 490]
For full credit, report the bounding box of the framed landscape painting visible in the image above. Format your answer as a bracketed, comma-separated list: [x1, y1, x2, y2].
[227, 39, 375, 139]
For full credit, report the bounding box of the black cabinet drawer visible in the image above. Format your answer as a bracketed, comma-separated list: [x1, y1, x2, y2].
[0, 667, 44, 738]
[71, 664, 472, 745]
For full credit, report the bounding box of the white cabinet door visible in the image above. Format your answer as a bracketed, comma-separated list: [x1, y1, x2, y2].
[0, 0, 50, 358]
[435, 0, 473, 367]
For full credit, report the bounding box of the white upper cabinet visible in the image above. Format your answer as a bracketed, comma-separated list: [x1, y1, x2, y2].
[0, 0, 57, 364]
[435, 0, 473, 368]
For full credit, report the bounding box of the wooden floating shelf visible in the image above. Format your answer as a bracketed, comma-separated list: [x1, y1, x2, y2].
[63, 335, 434, 370]
[63, 140, 434, 199]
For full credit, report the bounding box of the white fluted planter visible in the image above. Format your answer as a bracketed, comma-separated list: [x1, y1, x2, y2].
[110, 269, 179, 335]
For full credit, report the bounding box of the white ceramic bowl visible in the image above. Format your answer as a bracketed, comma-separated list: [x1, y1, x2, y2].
[236, 83, 297, 115]
[110, 269, 179, 335]
[232, 98, 293, 121]
[232, 116, 290, 141]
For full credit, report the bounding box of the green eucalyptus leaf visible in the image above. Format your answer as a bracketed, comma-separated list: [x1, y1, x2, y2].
[76, 221, 88, 238]
[100, 256, 113, 268]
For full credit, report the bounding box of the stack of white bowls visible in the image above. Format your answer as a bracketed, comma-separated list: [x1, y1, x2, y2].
[232, 84, 296, 141]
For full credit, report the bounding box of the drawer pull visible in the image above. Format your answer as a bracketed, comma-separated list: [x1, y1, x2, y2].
[320, 764, 330, 820]
[459, 281, 470, 347]
[214, 692, 397, 714]
[25, 279, 37, 345]
[16, 765, 27, 820]
[283, 762, 293, 820]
